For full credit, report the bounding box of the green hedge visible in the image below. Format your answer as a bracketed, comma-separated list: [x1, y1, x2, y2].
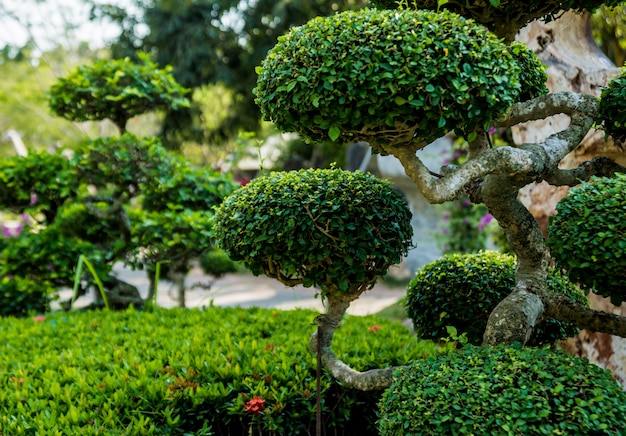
[404, 251, 588, 346]
[0, 307, 440, 435]
[378, 344, 626, 435]
[548, 174, 626, 305]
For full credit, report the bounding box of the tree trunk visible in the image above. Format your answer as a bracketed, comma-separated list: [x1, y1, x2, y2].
[515, 11, 626, 387]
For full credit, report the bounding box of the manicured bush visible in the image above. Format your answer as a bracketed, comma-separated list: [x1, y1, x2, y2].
[254, 9, 545, 147]
[48, 54, 190, 132]
[214, 168, 413, 296]
[0, 307, 440, 435]
[199, 248, 240, 277]
[378, 343, 626, 435]
[404, 251, 588, 346]
[597, 68, 626, 143]
[548, 174, 626, 305]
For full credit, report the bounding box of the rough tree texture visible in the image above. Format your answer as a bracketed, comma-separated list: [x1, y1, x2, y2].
[515, 11, 626, 387]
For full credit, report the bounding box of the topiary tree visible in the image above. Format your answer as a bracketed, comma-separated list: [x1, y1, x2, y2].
[215, 0, 626, 429]
[405, 251, 587, 346]
[48, 54, 190, 134]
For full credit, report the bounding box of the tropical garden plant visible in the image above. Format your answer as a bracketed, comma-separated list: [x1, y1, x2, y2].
[215, 1, 626, 432]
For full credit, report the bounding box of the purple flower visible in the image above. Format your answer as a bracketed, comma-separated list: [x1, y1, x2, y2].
[461, 199, 471, 207]
[462, 218, 469, 225]
[30, 193, 38, 205]
[488, 126, 497, 135]
[442, 214, 450, 221]
[442, 228, 450, 235]
[478, 214, 494, 231]
[479, 214, 494, 225]
[1, 223, 23, 238]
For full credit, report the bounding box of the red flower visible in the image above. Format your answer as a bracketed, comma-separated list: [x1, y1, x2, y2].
[244, 396, 266, 415]
[33, 316, 46, 323]
[368, 324, 381, 333]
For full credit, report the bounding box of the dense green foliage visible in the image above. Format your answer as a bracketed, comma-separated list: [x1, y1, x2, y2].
[0, 135, 235, 314]
[254, 9, 545, 148]
[378, 343, 626, 435]
[0, 307, 439, 435]
[214, 168, 413, 296]
[0, 151, 79, 223]
[404, 251, 587, 346]
[548, 174, 626, 305]
[371, 0, 624, 39]
[0, 275, 52, 317]
[597, 68, 626, 144]
[48, 55, 190, 132]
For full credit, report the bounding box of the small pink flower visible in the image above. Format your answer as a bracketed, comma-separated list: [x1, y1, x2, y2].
[488, 126, 497, 135]
[33, 316, 46, 322]
[368, 325, 381, 333]
[30, 193, 38, 205]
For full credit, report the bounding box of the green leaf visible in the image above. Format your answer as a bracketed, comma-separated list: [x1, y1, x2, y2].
[328, 126, 341, 141]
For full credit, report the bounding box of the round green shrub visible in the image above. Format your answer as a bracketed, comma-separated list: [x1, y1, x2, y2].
[214, 168, 413, 296]
[199, 248, 240, 277]
[49, 54, 189, 131]
[404, 251, 587, 346]
[597, 69, 626, 144]
[548, 174, 626, 305]
[378, 343, 626, 435]
[254, 9, 535, 148]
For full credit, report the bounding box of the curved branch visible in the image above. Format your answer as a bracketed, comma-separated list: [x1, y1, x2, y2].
[542, 293, 626, 338]
[545, 156, 626, 186]
[309, 292, 404, 391]
[391, 92, 598, 204]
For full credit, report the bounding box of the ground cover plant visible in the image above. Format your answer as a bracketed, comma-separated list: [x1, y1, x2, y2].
[215, 1, 626, 433]
[0, 307, 439, 435]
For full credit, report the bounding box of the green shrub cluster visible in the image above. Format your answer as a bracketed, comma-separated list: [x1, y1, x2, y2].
[254, 9, 543, 148]
[548, 174, 626, 305]
[378, 343, 626, 435]
[214, 168, 413, 296]
[0, 307, 440, 435]
[404, 251, 587, 346]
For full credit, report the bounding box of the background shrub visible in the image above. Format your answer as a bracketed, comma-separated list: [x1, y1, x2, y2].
[548, 174, 626, 305]
[404, 251, 587, 346]
[378, 343, 626, 435]
[0, 275, 52, 317]
[0, 307, 440, 435]
[214, 168, 413, 296]
[48, 54, 189, 132]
